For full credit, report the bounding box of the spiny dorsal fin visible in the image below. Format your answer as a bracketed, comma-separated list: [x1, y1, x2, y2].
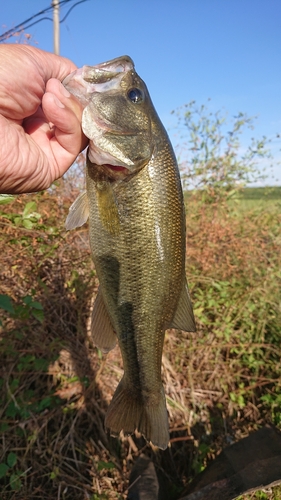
[169, 280, 196, 332]
[91, 289, 117, 353]
[65, 191, 89, 230]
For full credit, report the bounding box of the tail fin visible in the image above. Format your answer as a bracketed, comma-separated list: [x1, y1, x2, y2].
[105, 377, 169, 450]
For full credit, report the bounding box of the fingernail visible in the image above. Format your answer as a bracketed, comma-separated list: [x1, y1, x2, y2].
[60, 83, 71, 98]
[53, 95, 65, 109]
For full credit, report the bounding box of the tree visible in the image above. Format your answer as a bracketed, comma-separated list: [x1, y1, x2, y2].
[172, 100, 271, 202]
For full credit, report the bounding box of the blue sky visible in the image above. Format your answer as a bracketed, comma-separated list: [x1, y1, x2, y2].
[1, 0, 280, 184]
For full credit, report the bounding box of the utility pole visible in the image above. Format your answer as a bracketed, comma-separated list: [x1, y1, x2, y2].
[52, 0, 60, 55]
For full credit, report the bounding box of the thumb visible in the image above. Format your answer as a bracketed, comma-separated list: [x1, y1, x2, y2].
[42, 79, 88, 156]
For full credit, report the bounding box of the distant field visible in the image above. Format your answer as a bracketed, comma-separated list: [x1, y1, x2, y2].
[184, 186, 281, 209]
[232, 186, 281, 210]
[236, 186, 281, 200]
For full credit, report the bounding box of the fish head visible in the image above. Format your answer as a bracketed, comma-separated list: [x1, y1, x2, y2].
[63, 56, 155, 178]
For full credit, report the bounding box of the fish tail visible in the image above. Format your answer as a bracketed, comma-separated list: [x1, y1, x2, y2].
[105, 377, 169, 450]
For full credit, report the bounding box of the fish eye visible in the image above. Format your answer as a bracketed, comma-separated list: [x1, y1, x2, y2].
[127, 88, 144, 103]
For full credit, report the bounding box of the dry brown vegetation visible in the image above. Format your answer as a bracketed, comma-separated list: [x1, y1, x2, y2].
[0, 184, 281, 499]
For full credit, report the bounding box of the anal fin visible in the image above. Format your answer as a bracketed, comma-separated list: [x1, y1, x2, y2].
[170, 280, 196, 332]
[91, 289, 117, 353]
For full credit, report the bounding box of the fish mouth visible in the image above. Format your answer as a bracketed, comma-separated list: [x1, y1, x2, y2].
[63, 55, 135, 105]
[87, 135, 135, 170]
[101, 164, 131, 179]
[83, 55, 134, 83]
[87, 162, 130, 182]
[104, 164, 128, 172]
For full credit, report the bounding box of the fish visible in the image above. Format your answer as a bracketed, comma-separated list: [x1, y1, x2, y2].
[63, 56, 196, 450]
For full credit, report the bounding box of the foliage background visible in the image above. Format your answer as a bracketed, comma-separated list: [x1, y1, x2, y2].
[0, 106, 281, 499]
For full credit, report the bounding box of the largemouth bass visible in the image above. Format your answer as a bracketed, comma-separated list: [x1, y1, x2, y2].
[64, 56, 196, 450]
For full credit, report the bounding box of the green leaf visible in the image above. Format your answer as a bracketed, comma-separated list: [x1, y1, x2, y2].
[97, 460, 115, 471]
[22, 201, 37, 217]
[0, 194, 15, 205]
[10, 378, 19, 391]
[50, 466, 59, 479]
[38, 396, 52, 411]
[23, 219, 34, 229]
[14, 216, 22, 226]
[10, 472, 22, 491]
[23, 295, 32, 306]
[34, 358, 49, 371]
[5, 401, 18, 418]
[0, 423, 9, 433]
[0, 463, 9, 478]
[31, 309, 44, 323]
[30, 301, 44, 310]
[0, 294, 15, 314]
[7, 452, 17, 468]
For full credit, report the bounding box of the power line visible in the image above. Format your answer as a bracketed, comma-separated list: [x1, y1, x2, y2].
[0, 0, 88, 43]
[0, 0, 69, 41]
[60, 0, 88, 23]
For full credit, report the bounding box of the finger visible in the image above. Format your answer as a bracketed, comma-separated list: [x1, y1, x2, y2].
[42, 80, 88, 156]
[0, 46, 77, 120]
[38, 48, 77, 81]
[45, 78, 82, 119]
[14, 45, 77, 82]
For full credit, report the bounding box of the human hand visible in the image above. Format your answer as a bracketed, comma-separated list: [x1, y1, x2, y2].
[0, 44, 88, 194]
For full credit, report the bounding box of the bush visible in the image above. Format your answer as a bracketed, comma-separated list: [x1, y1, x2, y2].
[172, 100, 272, 202]
[0, 115, 280, 498]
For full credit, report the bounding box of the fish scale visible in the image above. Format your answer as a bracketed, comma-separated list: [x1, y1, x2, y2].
[64, 55, 196, 449]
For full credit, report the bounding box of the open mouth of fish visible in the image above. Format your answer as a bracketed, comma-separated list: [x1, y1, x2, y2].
[103, 164, 128, 173]
[63, 55, 134, 101]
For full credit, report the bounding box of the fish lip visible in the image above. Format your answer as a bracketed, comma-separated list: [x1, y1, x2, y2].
[87, 138, 135, 169]
[63, 55, 134, 91]
[63, 56, 135, 101]
[86, 55, 134, 73]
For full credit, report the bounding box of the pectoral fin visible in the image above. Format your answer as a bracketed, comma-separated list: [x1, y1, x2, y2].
[91, 289, 117, 353]
[65, 191, 89, 230]
[170, 280, 196, 332]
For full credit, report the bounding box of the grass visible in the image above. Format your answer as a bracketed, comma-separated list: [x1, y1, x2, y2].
[231, 186, 281, 211]
[236, 186, 281, 200]
[237, 488, 281, 500]
[0, 184, 281, 499]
